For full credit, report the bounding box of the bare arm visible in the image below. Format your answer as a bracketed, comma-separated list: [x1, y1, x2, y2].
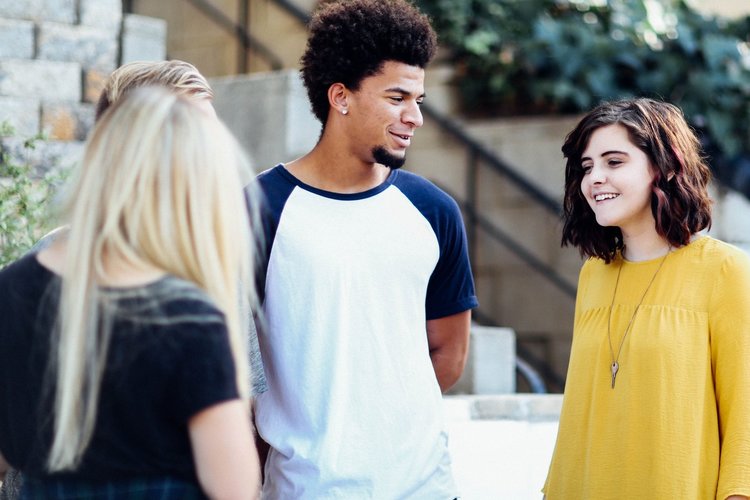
[426, 310, 471, 392]
[0, 450, 8, 480]
[189, 399, 261, 500]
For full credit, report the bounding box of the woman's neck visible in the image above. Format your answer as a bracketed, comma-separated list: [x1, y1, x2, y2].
[99, 252, 166, 287]
[37, 237, 166, 287]
[621, 229, 671, 262]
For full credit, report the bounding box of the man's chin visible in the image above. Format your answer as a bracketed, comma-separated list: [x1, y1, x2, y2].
[372, 147, 406, 169]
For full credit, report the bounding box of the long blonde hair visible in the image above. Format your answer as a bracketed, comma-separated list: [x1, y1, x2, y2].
[48, 87, 255, 471]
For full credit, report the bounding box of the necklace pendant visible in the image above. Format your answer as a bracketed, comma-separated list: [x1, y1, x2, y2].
[610, 361, 619, 389]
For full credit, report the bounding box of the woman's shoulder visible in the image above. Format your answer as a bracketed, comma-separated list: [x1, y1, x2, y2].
[0, 252, 56, 294]
[683, 235, 750, 272]
[108, 276, 225, 328]
[579, 255, 612, 278]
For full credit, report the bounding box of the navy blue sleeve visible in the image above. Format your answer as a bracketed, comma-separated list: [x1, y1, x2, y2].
[246, 165, 296, 305]
[394, 171, 479, 319]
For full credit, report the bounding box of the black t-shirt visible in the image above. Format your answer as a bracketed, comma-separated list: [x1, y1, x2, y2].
[0, 254, 239, 483]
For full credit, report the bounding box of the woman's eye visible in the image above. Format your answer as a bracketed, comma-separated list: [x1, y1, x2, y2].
[581, 165, 592, 174]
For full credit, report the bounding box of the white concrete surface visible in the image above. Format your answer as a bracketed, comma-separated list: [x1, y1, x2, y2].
[449, 326, 516, 395]
[444, 395, 561, 499]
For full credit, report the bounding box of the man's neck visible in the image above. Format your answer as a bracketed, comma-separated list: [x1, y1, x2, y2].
[285, 141, 391, 194]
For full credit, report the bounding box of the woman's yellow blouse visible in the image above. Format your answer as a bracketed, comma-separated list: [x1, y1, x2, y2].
[544, 236, 750, 499]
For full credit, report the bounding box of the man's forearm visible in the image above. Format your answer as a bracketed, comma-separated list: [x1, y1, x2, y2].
[430, 346, 467, 392]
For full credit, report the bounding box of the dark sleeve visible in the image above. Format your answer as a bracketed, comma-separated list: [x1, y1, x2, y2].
[424, 193, 479, 319]
[394, 171, 479, 319]
[169, 319, 240, 422]
[247, 166, 296, 305]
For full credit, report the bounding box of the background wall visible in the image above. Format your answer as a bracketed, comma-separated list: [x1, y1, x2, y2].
[127, 0, 313, 77]
[0, 0, 166, 172]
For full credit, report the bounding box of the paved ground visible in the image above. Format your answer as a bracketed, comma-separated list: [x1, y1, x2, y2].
[444, 395, 560, 499]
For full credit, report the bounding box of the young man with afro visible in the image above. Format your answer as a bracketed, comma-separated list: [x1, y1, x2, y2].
[250, 0, 478, 498]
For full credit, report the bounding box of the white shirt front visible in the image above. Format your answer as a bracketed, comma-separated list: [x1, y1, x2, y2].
[253, 166, 477, 499]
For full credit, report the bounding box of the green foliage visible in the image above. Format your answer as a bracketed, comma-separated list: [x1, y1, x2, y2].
[0, 124, 66, 267]
[416, 0, 750, 159]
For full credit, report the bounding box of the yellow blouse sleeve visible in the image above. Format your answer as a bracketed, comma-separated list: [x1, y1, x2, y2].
[710, 248, 750, 499]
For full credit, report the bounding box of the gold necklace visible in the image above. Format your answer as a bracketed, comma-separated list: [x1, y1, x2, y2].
[607, 248, 670, 389]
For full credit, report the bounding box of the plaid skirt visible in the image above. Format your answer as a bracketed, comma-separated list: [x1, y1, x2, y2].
[19, 476, 207, 500]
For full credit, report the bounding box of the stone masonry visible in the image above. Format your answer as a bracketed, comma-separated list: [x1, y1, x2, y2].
[0, 0, 166, 172]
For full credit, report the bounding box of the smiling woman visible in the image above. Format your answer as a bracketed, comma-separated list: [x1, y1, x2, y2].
[543, 98, 750, 500]
[579, 123, 659, 239]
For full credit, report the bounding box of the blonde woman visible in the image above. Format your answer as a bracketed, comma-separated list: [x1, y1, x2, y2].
[31, 59, 218, 251]
[0, 87, 261, 498]
[31, 58, 265, 396]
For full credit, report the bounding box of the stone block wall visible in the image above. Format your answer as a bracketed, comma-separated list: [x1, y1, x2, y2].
[0, 0, 166, 170]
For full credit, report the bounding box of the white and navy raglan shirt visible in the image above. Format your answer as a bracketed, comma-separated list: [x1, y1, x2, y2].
[251, 164, 478, 499]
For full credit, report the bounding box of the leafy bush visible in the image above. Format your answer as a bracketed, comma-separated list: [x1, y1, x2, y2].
[0, 123, 65, 267]
[416, 0, 750, 192]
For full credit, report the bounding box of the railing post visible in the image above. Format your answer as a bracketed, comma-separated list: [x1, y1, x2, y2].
[238, 0, 249, 73]
[466, 148, 479, 270]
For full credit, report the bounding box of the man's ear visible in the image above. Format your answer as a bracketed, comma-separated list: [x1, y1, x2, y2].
[328, 83, 349, 116]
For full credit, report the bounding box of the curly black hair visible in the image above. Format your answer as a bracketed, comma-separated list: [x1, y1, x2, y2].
[300, 0, 437, 124]
[561, 98, 712, 263]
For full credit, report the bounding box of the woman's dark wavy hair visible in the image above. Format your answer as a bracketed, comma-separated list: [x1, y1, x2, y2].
[561, 98, 712, 263]
[300, 0, 437, 125]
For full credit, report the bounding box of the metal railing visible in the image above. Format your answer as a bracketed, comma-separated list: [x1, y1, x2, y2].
[185, 0, 283, 71]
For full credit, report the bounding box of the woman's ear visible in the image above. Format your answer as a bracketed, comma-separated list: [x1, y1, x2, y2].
[328, 83, 349, 116]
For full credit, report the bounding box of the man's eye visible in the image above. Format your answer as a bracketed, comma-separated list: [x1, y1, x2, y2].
[390, 96, 403, 102]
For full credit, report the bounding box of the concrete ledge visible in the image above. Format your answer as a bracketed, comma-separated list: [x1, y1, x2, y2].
[211, 70, 320, 169]
[711, 188, 750, 253]
[449, 326, 517, 395]
[445, 394, 562, 421]
[474, 394, 562, 422]
[120, 13, 167, 63]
